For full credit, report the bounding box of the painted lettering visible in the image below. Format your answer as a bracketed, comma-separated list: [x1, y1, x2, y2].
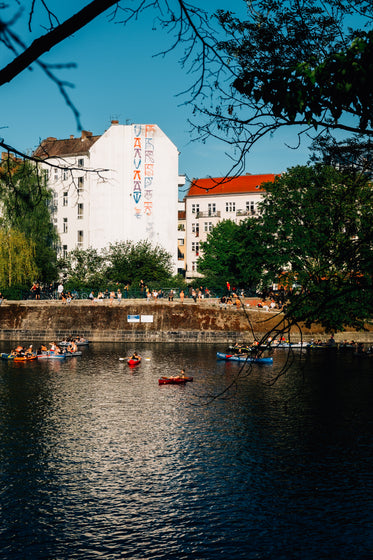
[144, 164, 154, 177]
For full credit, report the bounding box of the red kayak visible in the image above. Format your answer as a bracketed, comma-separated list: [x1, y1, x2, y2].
[128, 358, 141, 366]
[158, 376, 193, 385]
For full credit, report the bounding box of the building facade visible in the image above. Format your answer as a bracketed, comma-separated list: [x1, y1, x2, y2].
[34, 121, 183, 273]
[184, 174, 276, 281]
[177, 201, 186, 276]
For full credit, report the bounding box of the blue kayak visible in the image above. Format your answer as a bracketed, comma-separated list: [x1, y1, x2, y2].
[217, 352, 273, 364]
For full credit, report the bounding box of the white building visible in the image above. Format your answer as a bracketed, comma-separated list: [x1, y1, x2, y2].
[34, 121, 183, 273]
[177, 200, 186, 276]
[184, 174, 276, 281]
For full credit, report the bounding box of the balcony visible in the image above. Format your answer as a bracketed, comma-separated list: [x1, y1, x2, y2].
[196, 211, 221, 218]
[236, 209, 256, 217]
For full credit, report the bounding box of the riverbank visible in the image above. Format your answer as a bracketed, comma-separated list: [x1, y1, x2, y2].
[0, 299, 372, 343]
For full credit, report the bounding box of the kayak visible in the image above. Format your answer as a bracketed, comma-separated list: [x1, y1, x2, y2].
[37, 352, 66, 360]
[269, 342, 308, 349]
[159, 376, 193, 385]
[59, 340, 89, 347]
[13, 354, 37, 362]
[1, 353, 37, 361]
[216, 352, 273, 364]
[127, 358, 141, 366]
[1, 353, 15, 360]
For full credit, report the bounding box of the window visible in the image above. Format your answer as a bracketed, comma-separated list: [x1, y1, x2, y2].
[192, 242, 199, 253]
[204, 222, 213, 232]
[246, 201, 255, 213]
[77, 230, 84, 247]
[63, 170, 69, 181]
[63, 192, 68, 207]
[191, 203, 200, 214]
[226, 201, 236, 212]
[78, 176, 84, 191]
[178, 238, 184, 246]
[77, 203, 84, 219]
[63, 218, 68, 233]
[53, 169, 59, 181]
[62, 245, 68, 258]
[192, 222, 199, 236]
[208, 203, 216, 215]
[78, 158, 84, 167]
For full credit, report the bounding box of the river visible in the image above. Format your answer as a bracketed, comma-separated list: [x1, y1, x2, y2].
[0, 342, 372, 560]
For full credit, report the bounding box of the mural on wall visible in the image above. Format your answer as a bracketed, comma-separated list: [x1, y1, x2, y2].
[132, 124, 155, 238]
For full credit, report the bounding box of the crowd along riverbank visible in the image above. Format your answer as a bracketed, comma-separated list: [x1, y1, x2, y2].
[0, 299, 372, 344]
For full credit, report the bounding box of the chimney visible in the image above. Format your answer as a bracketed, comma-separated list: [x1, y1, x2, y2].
[70, 135, 74, 139]
[81, 130, 92, 140]
[111, 119, 119, 125]
[46, 137, 57, 141]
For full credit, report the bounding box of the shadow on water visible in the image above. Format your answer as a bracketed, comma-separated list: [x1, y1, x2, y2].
[0, 341, 372, 559]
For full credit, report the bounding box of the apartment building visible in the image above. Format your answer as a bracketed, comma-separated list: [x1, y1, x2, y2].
[34, 121, 184, 273]
[184, 174, 276, 280]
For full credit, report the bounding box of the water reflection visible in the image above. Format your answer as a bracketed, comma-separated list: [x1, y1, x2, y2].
[0, 342, 372, 559]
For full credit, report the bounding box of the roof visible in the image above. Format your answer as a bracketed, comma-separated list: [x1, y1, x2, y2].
[187, 174, 277, 197]
[33, 131, 101, 159]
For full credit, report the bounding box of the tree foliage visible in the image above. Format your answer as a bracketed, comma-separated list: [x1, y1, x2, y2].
[0, 229, 37, 288]
[61, 240, 174, 290]
[103, 240, 174, 285]
[198, 219, 271, 290]
[0, 157, 59, 281]
[180, 0, 373, 172]
[258, 165, 373, 330]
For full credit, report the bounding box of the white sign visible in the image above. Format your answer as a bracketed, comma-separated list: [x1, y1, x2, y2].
[127, 315, 140, 323]
[141, 315, 154, 323]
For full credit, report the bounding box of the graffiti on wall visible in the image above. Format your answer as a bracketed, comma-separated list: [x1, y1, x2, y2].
[132, 124, 155, 238]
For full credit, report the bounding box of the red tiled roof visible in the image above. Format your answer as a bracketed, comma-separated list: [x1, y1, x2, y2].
[187, 174, 277, 196]
[33, 132, 100, 159]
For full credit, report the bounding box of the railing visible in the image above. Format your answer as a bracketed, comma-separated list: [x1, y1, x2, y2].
[236, 209, 256, 217]
[196, 211, 221, 218]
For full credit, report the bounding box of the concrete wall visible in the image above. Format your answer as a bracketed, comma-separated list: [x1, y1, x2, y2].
[0, 301, 371, 343]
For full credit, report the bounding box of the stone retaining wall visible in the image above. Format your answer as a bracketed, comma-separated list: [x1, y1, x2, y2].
[0, 300, 371, 343]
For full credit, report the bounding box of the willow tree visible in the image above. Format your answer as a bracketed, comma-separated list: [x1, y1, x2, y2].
[0, 229, 37, 287]
[0, 157, 59, 282]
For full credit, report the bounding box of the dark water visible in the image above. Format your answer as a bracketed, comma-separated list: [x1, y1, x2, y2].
[0, 342, 372, 560]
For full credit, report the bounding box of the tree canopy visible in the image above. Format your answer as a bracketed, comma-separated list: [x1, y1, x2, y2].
[0, 229, 37, 288]
[60, 240, 174, 291]
[0, 157, 58, 282]
[198, 219, 271, 291]
[186, 0, 373, 172]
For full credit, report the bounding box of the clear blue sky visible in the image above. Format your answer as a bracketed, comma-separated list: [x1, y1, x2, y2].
[1, 1, 310, 190]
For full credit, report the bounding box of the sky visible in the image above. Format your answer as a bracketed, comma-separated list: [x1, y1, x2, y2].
[1, 1, 311, 195]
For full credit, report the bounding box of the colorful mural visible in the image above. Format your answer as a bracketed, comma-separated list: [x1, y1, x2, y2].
[132, 124, 155, 237]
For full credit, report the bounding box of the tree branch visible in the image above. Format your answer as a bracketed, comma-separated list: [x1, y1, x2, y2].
[0, 0, 119, 86]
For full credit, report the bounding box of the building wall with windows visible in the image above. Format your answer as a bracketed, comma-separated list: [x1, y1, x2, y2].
[177, 202, 186, 276]
[184, 174, 276, 281]
[34, 121, 183, 273]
